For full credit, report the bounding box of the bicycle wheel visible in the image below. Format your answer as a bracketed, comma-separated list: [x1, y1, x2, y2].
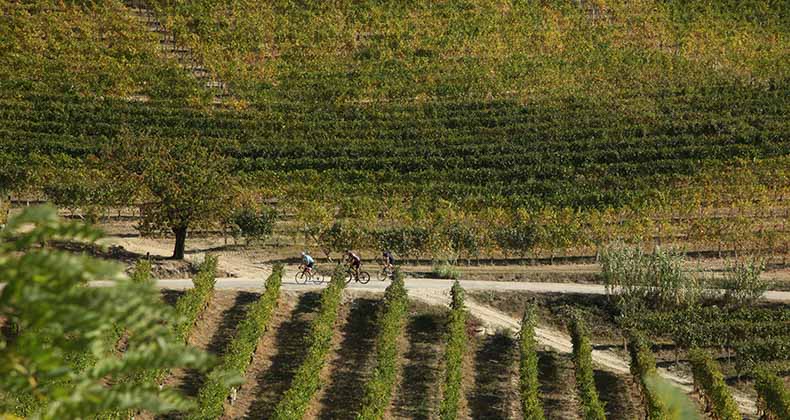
[311, 272, 324, 285]
[358, 271, 371, 284]
[295, 271, 306, 284]
[345, 271, 355, 284]
[376, 267, 386, 281]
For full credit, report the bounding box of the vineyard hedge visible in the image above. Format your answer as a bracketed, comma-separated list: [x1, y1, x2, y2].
[630, 306, 790, 373]
[173, 255, 218, 344]
[688, 349, 740, 420]
[519, 305, 544, 420]
[627, 332, 670, 419]
[271, 266, 346, 420]
[439, 281, 467, 420]
[569, 315, 607, 420]
[356, 270, 409, 420]
[192, 264, 283, 419]
[137, 255, 217, 386]
[754, 369, 790, 420]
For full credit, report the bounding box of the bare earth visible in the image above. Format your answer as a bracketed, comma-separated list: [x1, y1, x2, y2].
[95, 233, 781, 417]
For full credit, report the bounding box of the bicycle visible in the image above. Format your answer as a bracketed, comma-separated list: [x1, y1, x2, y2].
[376, 263, 394, 281]
[295, 264, 324, 285]
[345, 266, 371, 284]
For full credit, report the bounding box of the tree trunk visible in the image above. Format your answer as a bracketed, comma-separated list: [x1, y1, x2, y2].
[173, 226, 187, 260]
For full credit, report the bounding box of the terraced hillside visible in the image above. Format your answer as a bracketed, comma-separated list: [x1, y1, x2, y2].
[0, 0, 788, 258]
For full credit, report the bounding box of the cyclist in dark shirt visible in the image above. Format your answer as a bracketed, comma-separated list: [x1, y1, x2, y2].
[382, 250, 395, 270]
[346, 250, 361, 276]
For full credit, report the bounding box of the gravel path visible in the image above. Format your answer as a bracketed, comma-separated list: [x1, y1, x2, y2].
[88, 276, 790, 303]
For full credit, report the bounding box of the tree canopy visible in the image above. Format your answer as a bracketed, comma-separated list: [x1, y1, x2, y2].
[106, 134, 237, 259]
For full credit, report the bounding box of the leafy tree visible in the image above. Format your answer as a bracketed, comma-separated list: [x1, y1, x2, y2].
[0, 206, 213, 419]
[230, 205, 277, 245]
[105, 133, 237, 259]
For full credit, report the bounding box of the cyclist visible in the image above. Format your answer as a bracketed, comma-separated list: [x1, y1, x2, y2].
[345, 250, 361, 277]
[301, 251, 315, 274]
[382, 250, 395, 270]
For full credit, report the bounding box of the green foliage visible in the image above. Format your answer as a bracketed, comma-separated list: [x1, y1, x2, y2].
[601, 245, 702, 311]
[439, 281, 467, 420]
[754, 369, 790, 420]
[1, 1, 789, 260]
[0, 206, 212, 419]
[494, 219, 537, 258]
[432, 263, 460, 280]
[569, 315, 607, 420]
[519, 305, 544, 420]
[130, 259, 153, 283]
[144, 0, 787, 103]
[230, 205, 277, 245]
[0, 1, 203, 101]
[356, 269, 409, 420]
[105, 133, 237, 259]
[627, 332, 671, 419]
[628, 305, 790, 356]
[173, 255, 218, 344]
[193, 264, 283, 419]
[688, 349, 740, 420]
[720, 259, 767, 305]
[271, 266, 346, 419]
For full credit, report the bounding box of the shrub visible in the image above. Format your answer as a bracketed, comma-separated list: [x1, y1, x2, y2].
[569, 314, 607, 420]
[601, 245, 702, 311]
[519, 305, 544, 419]
[356, 269, 409, 420]
[432, 263, 460, 280]
[754, 369, 790, 420]
[230, 206, 277, 245]
[439, 281, 468, 420]
[272, 266, 346, 419]
[129, 259, 153, 283]
[720, 259, 767, 305]
[192, 264, 283, 419]
[688, 349, 740, 420]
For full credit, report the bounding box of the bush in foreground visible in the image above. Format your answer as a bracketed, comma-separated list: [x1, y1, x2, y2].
[0, 206, 212, 419]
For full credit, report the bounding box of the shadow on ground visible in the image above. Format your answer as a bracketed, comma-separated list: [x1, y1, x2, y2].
[469, 332, 517, 419]
[391, 309, 447, 419]
[245, 292, 322, 419]
[318, 298, 379, 419]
